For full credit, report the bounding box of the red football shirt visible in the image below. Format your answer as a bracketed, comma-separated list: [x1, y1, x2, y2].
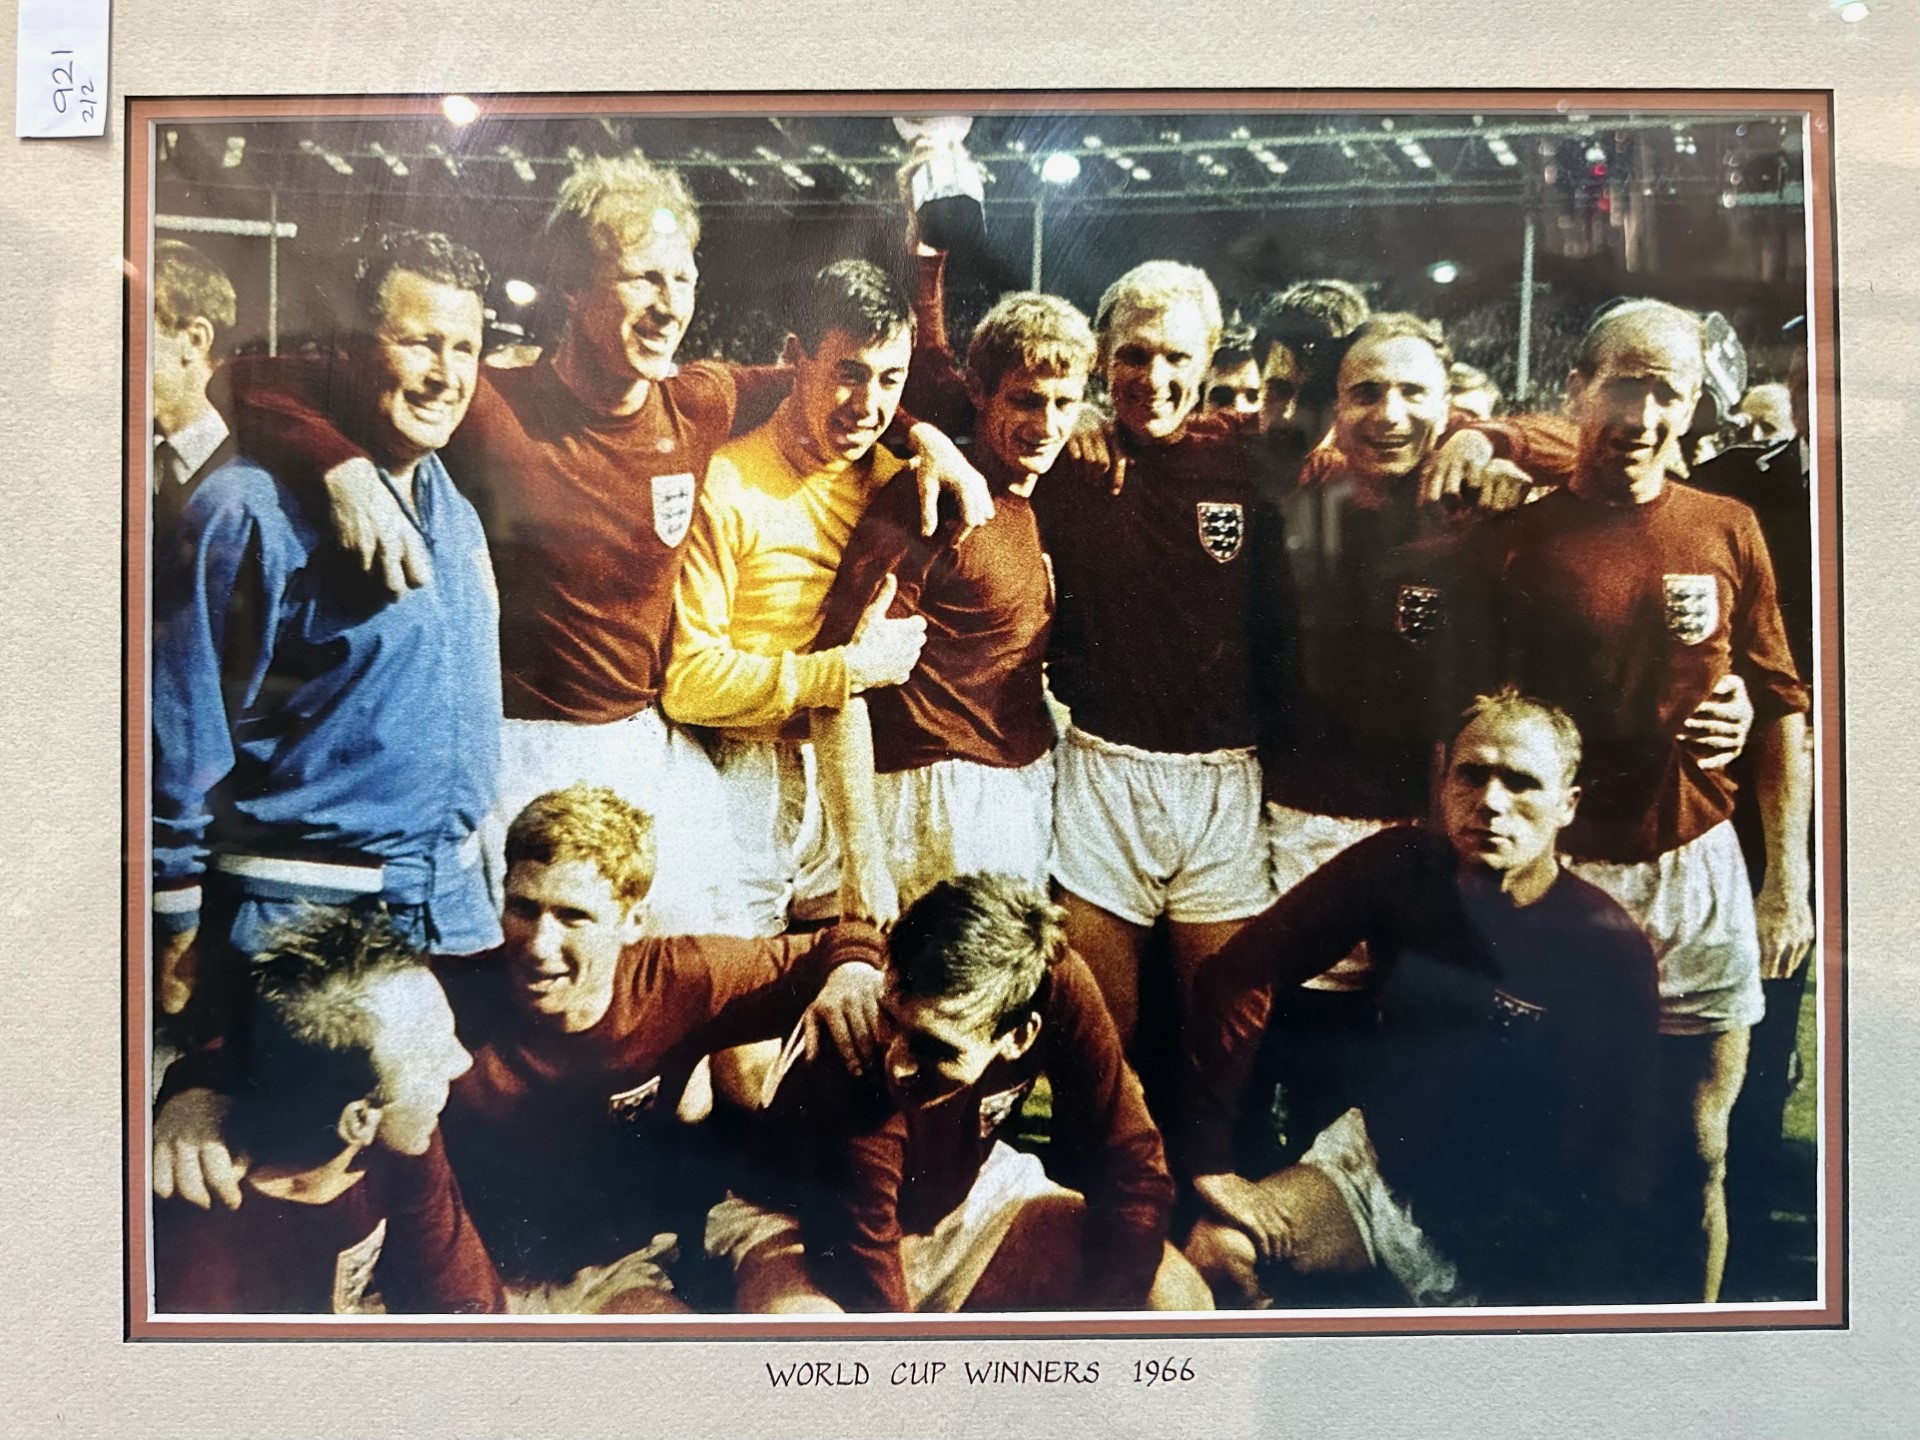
[814, 462, 1055, 773]
[152, 1132, 503, 1315]
[1481, 483, 1809, 862]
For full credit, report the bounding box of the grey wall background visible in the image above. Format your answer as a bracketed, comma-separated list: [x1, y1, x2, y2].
[1, 2, 1915, 1435]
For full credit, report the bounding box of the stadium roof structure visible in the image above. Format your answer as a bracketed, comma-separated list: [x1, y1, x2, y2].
[152, 107, 1807, 217]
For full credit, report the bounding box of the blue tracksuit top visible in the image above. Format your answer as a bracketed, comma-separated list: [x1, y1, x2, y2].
[152, 450, 503, 953]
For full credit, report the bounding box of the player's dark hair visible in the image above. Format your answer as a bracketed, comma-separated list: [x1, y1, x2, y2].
[344, 224, 490, 340]
[1255, 277, 1371, 406]
[1340, 311, 1455, 378]
[1211, 317, 1260, 370]
[791, 258, 911, 355]
[223, 909, 427, 1173]
[887, 874, 1064, 1037]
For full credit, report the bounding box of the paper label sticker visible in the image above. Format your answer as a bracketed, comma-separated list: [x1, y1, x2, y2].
[16, 0, 109, 138]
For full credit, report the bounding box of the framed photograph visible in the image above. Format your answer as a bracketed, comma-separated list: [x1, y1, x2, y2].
[123, 87, 1843, 1348]
[7, 0, 1914, 1421]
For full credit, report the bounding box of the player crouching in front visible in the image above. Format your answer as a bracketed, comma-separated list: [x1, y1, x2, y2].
[1180, 692, 1665, 1309]
[153, 911, 500, 1315]
[707, 873, 1212, 1312]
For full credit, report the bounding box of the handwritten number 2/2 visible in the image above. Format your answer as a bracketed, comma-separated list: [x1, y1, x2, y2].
[49, 50, 96, 121]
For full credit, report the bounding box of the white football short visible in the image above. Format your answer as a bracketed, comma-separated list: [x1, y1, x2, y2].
[875, 752, 1055, 907]
[1568, 820, 1764, 1036]
[705, 1142, 1073, 1312]
[491, 705, 748, 937]
[1299, 1108, 1471, 1308]
[1050, 728, 1274, 927]
[711, 736, 842, 939]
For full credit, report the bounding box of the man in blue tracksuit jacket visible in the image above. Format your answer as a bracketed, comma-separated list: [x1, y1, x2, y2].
[152, 226, 504, 1032]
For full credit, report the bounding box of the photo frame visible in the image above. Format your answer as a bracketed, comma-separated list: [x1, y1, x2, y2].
[2, 1, 1912, 1431]
[125, 87, 1844, 1341]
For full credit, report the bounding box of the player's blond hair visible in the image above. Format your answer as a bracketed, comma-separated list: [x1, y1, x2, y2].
[1093, 260, 1223, 368]
[966, 291, 1097, 398]
[505, 784, 657, 907]
[154, 239, 237, 338]
[542, 154, 701, 296]
[1449, 687, 1583, 788]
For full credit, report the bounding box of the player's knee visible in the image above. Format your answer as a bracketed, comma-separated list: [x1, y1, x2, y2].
[1148, 1242, 1215, 1311]
[734, 1235, 837, 1315]
[1184, 1218, 1262, 1299]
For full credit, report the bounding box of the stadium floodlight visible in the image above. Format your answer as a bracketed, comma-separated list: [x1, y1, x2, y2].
[1040, 152, 1081, 185]
[297, 139, 354, 176]
[503, 279, 538, 307]
[1428, 260, 1460, 284]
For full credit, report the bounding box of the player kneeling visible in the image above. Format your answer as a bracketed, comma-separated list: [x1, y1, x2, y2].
[1180, 692, 1664, 1308]
[707, 873, 1211, 1312]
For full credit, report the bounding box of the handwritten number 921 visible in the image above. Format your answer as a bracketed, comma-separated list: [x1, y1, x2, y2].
[49, 50, 97, 122]
[1133, 1358, 1196, 1385]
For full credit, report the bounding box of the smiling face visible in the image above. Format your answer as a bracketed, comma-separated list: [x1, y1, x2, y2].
[566, 224, 699, 390]
[879, 981, 1038, 1112]
[1333, 333, 1452, 485]
[501, 858, 646, 1033]
[970, 363, 1087, 483]
[1567, 313, 1704, 503]
[786, 324, 913, 466]
[1104, 297, 1213, 444]
[362, 968, 472, 1158]
[361, 268, 484, 476]
[1440, 709, 1580, 886]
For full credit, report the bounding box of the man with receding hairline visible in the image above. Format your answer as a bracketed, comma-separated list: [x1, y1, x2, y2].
[152, 226, 504, 1033]
[1036, 260, 1286, 1050]
[1478, 298, 1813, 1303]
[1181, 692, 1661, 1308]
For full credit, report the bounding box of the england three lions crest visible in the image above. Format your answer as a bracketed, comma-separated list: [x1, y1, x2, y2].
[1196, 501, 1244, 563]
[1394, 583, 1446, 646]
[1662, 574, 1719, 646]
[651, 472, 695, 547]
[978, 1079, 1033, 1139]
